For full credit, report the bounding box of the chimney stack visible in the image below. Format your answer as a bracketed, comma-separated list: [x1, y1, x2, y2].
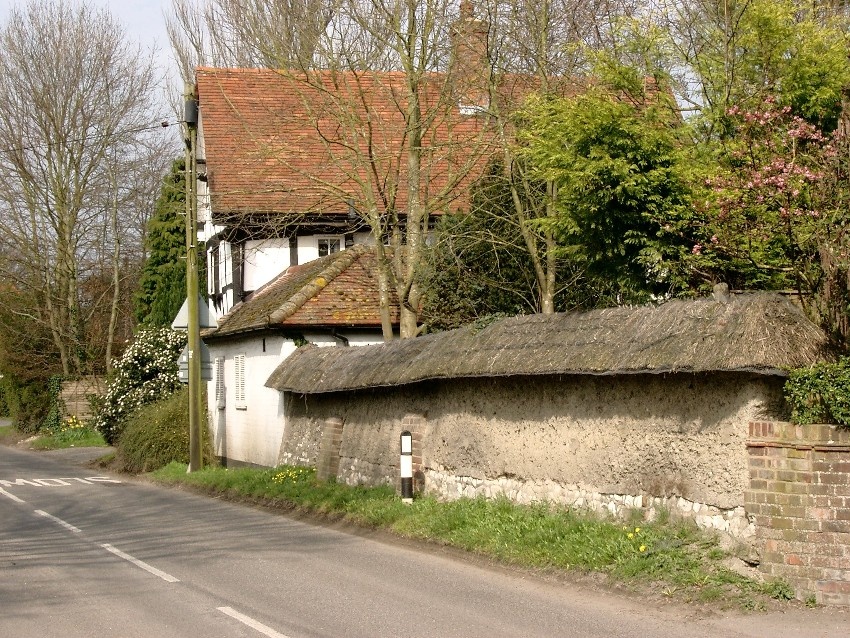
[449, 0, 490, 114]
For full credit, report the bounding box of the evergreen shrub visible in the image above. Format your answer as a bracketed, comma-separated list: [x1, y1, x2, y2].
[785, 357, 850, 426]
[91, 327, 186, 444]
[117, 386, 212, 473]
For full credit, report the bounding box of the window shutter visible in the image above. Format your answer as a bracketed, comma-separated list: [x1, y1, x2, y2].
[215, 357, 225, 409]
[234, 354, 246, 410]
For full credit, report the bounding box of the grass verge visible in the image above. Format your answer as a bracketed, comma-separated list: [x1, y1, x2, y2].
[30, 427, 107, 450]
[152, 463, 793, 610]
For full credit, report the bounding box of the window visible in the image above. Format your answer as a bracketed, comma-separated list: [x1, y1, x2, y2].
[318, 237, 341, 257]
[215, 357, 225, 410]
[234, 353, 246, 410]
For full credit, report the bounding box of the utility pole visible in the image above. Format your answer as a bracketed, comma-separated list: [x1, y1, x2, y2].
[183, 83, 202, 472]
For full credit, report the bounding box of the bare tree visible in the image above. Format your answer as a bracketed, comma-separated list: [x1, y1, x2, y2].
[0, 0, 169, 376]
[275, 0, 494, 337]
[167, 0, 340, 79]
[187, 1, 495, 338]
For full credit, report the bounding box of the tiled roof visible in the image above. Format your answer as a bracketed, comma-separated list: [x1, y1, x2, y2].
[206, 245, 399, 338]
[196, 67, 496, 217]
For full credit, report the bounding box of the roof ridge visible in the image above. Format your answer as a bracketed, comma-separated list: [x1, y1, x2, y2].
[268, 244, 369, 324]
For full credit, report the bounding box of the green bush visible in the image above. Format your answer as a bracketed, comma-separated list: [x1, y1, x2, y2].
[0, 375, 51, 433]
[91, 327, 186, 444]
[785, 357, 850, 426]
[116, 386, 212, 473]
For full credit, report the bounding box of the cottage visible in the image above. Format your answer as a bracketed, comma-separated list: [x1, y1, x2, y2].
[204, 244, 399, 467]
[266, 289, 831, 535]
[193, 4, 500, 319]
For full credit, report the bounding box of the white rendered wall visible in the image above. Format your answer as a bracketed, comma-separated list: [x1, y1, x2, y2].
[207, 329, 386, 467]
[296, 234, 345, 264]
[207, 336, 296, 467]
[244, 239, 292, 292]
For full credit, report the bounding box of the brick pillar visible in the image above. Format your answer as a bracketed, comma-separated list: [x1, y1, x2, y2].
[316, 417, 344, 482]
[746, 421, 850, 605]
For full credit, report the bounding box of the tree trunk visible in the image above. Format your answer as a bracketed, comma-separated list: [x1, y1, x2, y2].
[105, 174, 121, 373]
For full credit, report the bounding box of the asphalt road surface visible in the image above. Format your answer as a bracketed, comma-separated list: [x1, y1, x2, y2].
[1, 444, 848, 638]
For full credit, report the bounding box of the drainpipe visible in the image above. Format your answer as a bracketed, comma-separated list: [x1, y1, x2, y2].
[331, 329, 350, 347]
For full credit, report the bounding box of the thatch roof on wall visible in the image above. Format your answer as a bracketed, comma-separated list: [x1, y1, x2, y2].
[265, 291, 833, 394]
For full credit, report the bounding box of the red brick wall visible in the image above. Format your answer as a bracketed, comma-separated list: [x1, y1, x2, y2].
[746, 421, 850, 605]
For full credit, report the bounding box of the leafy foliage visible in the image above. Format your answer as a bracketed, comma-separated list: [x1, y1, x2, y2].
[678, 0, 850, 138]
[116, 385, 212, 472]
[0, 285, 62, 431]
[692, 104, 827, 288]
[516, 89, 695, 299]
[421, 198, 623, 331]
[687, 100, 850, 345]
[91, 327, 186, 444]
[0, 375, 50, 433]
[785, 358, 850, 426]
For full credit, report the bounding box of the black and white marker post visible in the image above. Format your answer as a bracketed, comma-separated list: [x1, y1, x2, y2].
[400, 431, 413, 504]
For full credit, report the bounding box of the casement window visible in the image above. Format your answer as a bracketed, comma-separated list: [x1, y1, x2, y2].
[234, 353, 247, 410]
[318, 237, 341, 257]
[214, 357, 225, 410]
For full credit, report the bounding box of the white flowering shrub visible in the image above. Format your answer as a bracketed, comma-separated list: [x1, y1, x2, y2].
[91, 327, 187, 444]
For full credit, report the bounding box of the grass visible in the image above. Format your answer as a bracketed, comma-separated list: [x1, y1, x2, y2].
[29, 416, 107, 450]
[30, 429, 107, 449]
[152, 462, 794, 610]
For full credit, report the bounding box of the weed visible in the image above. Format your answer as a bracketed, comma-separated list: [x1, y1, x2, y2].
[759, 578, 795, 601]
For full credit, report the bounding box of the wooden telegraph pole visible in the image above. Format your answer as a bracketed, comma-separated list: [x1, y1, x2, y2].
[183, 83, 202, 472]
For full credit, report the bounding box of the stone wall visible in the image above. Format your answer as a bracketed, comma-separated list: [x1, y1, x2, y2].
[746, 421, 850, 605]
[280, 372, 781, 537]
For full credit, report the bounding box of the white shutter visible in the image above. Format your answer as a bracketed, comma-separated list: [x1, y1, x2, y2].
[234, 353, 247, 410]
[215, 357, 225, 409]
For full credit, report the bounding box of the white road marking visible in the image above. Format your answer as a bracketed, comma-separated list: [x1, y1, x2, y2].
[0, 479, 40, 487]
[34, 509, 81, 533]
[0, 476, 121, 488]
[101, 544, 180, 583]
[217, 607, 291, 638]
[0, 487, 25, 503]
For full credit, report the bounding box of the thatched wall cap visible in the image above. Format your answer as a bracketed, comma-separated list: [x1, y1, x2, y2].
[265, 292, 834, 395]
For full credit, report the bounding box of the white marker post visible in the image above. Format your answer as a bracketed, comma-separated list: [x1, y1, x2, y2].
[400, 430, 413, 504]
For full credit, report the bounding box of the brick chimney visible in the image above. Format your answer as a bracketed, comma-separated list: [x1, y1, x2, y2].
[449, 0, 490, 114]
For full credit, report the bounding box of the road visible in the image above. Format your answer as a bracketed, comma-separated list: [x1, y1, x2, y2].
[0, 444, 847, 637]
